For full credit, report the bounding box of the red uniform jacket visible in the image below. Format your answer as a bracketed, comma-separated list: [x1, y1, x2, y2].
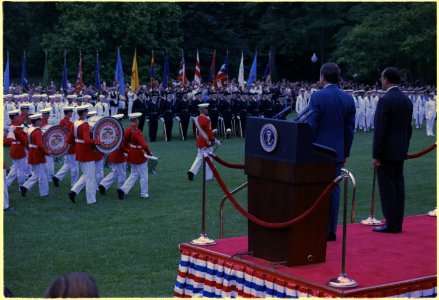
[27, 127, 47, 164]
[195, 114, 215, 149]
[4, 121, 27, 159]
[40, 118, 48, 127]
[71, 119, 99, 162]
[126, 125, 152, 165]
[108, 147, 127, 164]
[59, 117, 75, 154]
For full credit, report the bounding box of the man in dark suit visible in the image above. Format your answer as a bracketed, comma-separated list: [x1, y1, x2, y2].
[307, 62, 356, 241]
[372, 67, 413, 233]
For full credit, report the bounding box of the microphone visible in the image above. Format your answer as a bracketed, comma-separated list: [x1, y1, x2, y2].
[294, 106, 313, 122]
[273, 105, 292, 119]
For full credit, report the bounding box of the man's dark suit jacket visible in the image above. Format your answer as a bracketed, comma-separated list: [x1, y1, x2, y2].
[373, 87, 413, 161]
[307, 84, 356, 163]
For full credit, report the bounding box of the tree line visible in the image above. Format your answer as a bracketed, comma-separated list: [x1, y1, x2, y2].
[3, 2, 436, 86]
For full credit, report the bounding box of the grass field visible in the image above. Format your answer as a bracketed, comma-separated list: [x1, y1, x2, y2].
[3, 116, 437, 297]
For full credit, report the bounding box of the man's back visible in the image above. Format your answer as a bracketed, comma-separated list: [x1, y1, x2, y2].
[373, 87, 413, 161]
[307, 84, 356, 163]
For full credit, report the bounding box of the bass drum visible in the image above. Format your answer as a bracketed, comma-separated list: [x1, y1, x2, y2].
[41, 125, 70, 157]
[88, 116, 123, 154]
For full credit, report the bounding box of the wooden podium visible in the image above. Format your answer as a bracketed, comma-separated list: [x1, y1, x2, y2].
[245, 117, 336, 266]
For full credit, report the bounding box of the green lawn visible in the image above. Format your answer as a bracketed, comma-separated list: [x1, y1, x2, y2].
[3, 117, 436, 297]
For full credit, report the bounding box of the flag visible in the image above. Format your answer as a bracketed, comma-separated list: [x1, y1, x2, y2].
[115, 48, 125, 94]
[20, 51, 28, 89]
[194, 49, 201, 85]
[61, 51, 68, 90]
[131, 49, 139, 92]
[74, 51, 84, 94]
[238, 51, 245, 89]
[3, 51, 10, 94]
[42, 50, 49, 88]
[162, 51, 170, 89]
[178, 50, 187, 86]
[208, 49, 216, 84]
[149, 50, 155, 79]
[95, 51, 101, 90]
[263, 51, 271, 84]
[247, 51, 257, 89]
[214, 57, 228, 89]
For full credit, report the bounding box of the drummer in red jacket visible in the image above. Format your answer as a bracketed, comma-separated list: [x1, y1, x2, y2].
[20, 113, 49, 198]
[53, 106, 79, 187]
[187, 103, 219, 181]
[40, 107, 55, 182]
[117, 112, 153, 200]
[68, 105, 101, 205]
[4, 109, 28, 188]
[86, 110, 105, 188]
[98, 114, 127, 195]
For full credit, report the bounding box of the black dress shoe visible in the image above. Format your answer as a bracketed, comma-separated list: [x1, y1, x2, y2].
[68, 191, 76, 203]
[117, 188, 125, 200]
[4, 207, 16, 212]
[372, 225, 402, 233]
[19, 186, 27, 197]
[327, 232, 336, 241]
[52, 176, 60, 187]
[187, 171, 194, 181]
[98, 184, 106, 195]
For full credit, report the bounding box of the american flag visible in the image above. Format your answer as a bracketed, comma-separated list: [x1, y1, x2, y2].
[75, 51, 84, 94]
[178, 51, 187, 86]
[214, 57, 228, 89]
[194, 49, 201, 85]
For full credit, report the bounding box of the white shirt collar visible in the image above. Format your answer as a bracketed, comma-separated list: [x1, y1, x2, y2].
[324, 83, 336, 88]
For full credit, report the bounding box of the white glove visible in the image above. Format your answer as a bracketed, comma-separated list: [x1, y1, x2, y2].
[160, 117, 164, 123]
[175, 116, 181, 121]
[212, 129, 218, 134]
[214, 139, 221, 146]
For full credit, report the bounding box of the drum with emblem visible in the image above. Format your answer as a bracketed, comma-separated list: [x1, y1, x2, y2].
[88, 116, 123, 154]
[41, 125, 70, 157]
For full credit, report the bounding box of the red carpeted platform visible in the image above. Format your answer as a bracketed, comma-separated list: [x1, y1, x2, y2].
[175, 215, 437, 297]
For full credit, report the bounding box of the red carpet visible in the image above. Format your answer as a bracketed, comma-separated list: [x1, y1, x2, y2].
[177, 215, 436, 297]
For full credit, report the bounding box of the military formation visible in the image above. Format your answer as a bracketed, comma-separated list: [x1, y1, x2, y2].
[3, 80, 437, 211]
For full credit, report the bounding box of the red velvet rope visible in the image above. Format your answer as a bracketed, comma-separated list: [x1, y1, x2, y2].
[210, 155, 245, 169]
[407, 144, 436, 159]
[204, 156, 337, 229]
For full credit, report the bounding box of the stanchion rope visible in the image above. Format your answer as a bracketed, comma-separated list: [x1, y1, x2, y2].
[407, 143, 436, 159]
[208, 154, 245, 169]
[205, 156, 337, 229]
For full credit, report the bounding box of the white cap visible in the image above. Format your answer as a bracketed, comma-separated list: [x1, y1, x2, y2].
[63, 106, 75, 111]
[99, 95, 105, 99]
[6, 94, 13, 98]
[41, 94, 48, 98]
[198, 103, 209, 108]
[54, 94, 63, 98]
[21, 93, 29, 97]
[83, 95, 92, 99]
[29, 113, 42, 120]
[32, 94, 41, 98]
[87, 110, 97, 116]
[112, 114, 124, 120]
[49, 95, 56, 100]
[8, 109, 20, 116]
[40, 108, 52, 114]
[67, 95, 77, 99]
[128, 112, 142, 119]
[75, 105, 89, 111]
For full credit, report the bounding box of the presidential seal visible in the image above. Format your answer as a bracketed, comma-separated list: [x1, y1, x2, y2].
[260, 123, 278, 153]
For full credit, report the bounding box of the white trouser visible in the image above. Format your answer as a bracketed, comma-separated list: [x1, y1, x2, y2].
[365, 111, 372, 131]
[128, 101, 133, 115]
[111, 107, 118, 116]
[426, 117, 435, 136]
[120, 162, 149, 197]
[416, 111, 424, 128]
[95, 158, 105, 189]
[6, 157, 27, 187]
[100, 162, 126, 189]
[22, 163, 49, 197]
[25, 150, 32, 176]
[4, 169, 10, 209]
[370, 112, 375, 129]
[189, 147, 213, 180]
[45, 156, 55, 181]
[71, 161, 96, 204]
[55, 154, 79, 187]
